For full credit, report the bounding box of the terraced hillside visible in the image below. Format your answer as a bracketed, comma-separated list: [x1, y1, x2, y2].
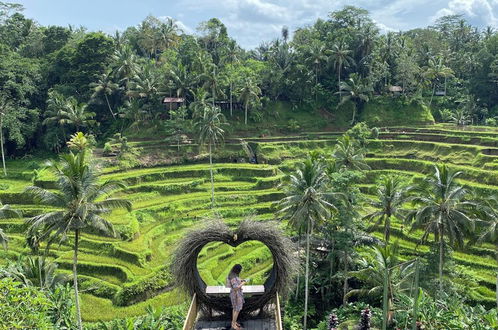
[2, 124, 498, 322]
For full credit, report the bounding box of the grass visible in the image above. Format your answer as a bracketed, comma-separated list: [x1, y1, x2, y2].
[4, 122, 498, 320]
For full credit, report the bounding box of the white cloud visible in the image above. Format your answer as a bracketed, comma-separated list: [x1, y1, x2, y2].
[432, 0, 498, 26]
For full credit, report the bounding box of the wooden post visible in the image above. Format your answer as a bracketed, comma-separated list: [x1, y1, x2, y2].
[275, 293, 283, 330]
[183, 293, 198, 330]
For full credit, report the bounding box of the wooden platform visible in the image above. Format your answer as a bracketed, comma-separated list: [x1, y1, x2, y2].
[195, 318, 276, 330]
[205, 285, 265, 295]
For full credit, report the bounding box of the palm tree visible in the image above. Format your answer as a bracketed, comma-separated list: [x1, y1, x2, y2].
[238, 78, 261, 125]
[278, 159, 335, 330]
[201, 63, 225, 108]
[330, 42, 354, 102]
[222, 41, 241, 117]
[364, 176, 411, 243]
[195, 105, 226, 208]
[25, 147, 132, 329]
[332, 135, 370, 171]
[337, 73, 372, 125]
[347, 244, 415, 327]
[190, 88, 210, 119]
[0, 202, 22, 250]
[43, 97, 96, 133]
[127, 63, 162, 101]
[90, 70, 118, 119]
[424, 57, 454, 105]
[0, 94, 14, 176]
[0, 256, 66, 290]
[112, 45, 138, 84]
[407, 164, 475, 291]
[304, 42, 330, 103]
[169, 63, 196, 101]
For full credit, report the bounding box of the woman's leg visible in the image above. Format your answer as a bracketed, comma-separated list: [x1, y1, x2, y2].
[232, 309, 240, 329]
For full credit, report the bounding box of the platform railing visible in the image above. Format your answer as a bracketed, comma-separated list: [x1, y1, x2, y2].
[274, 292, 283, 330]
[183, 293, 198, 330]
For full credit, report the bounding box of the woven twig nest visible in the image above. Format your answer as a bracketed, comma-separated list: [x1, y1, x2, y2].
[172, 219, 297, 315]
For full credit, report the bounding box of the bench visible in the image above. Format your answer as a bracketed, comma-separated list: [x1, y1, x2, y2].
[205, 285, 265, 295]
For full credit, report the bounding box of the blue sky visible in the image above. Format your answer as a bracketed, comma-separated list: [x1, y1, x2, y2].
[15, 0, 498, 49]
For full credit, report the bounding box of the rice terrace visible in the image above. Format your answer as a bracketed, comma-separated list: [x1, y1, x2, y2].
[1, 1, 498, 329]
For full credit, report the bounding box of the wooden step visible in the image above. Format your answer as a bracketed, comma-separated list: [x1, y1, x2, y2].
[195, 318, 276, 330]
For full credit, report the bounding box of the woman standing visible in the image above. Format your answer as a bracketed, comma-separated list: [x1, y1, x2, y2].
[228, 264, 246, 330]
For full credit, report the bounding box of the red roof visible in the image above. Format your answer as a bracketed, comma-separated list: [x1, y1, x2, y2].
[163, 97, 185, 103]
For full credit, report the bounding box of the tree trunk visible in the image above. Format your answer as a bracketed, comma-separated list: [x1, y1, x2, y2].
[342, 256, 349, 305]
[303, 219, 313, 330]
[73, 229, 82, 330]
[381, 267, 389, 330]
[444, 76, 447, 95]
[439, 229, 444, 292]
[230, 81, 233, 117]
[429, 82, 436, 106]
[209, 143, 215, 208]
[295, 236, 301, 301]
[104, 94, 116, 119]
[384, 215, 391, 243]
[315, 65, 319, 104]
[0, 117, 6, 176]
[244, 102, 248, 126]
[338, 64, 342, 103]
[412, 259, 420, 330]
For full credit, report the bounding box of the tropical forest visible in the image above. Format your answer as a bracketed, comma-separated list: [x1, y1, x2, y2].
[2, 1, 498, 329]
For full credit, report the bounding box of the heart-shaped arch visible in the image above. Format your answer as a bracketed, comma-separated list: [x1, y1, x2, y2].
[172, 220, 297, 315]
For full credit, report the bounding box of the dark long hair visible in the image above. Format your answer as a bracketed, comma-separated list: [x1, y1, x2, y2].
[228, 264, 242, 279]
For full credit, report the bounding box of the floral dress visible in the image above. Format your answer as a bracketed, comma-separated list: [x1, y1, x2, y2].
[229, 276, 245, 312]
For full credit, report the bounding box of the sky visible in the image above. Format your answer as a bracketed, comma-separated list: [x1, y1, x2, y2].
[14, 0, 498, 49]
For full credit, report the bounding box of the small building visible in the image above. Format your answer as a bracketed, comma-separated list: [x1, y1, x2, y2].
[388, 85, 403, 95]
[162, 97, 185, 110]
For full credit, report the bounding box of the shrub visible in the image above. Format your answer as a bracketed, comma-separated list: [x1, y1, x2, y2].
[486, 118, 497, 127]
[0, 278, 52, 329]
[287, 119, 301, 132]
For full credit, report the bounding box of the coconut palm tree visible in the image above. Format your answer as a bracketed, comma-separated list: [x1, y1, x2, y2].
[195, 105, 226, 208]
[112, 45, 138, 84]
[201, 63, 226, 109]
[127, 62, 163, 101]
[332, 135, 370, 171]
[238, 78, 261, 125]
[347, 244, 415, 327]
[364, 176, 411, 243]
[25, 146, 132, 330]
[407, 164, 475, 291]
[0, 202, 22, 250]
[222, 41, 241, 117]
[43, 97, 96, 133]
[278, 159, 335, 330]
[90, 70, 118, 119]
[424, 57, 454, 105]
[190, 88, 210, 119]
[330, 42, 354, 102]
[337, 73, 372, 125]
[304, 42, 330, 103]
[169, 63, 196, 101]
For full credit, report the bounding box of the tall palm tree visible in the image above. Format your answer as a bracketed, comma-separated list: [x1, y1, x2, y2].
[201, 63, 225, 108]
[90, 70, 118, 119]
[337, 73, 372, 125]
[332, 135, 370, 171]
[304, 42, 330, 103]
[195, 105, 226, 208]
[0, 202, 22, 250]
[0, 94, 14, 176]
[330, 43, 354, 102]
[238, 78, 261, 125]
[190, 88, 210, 119]
[278, 159, 335, 330]
[43, 97, 96, 133]
[222, 41, 241, 117]
[169, 63, 196, 101]
[364, 176, 411, 243]
[112, 45, 138, 84]
[127, 62, 162, 101]
[424, 57, 454, 105]
[347, 244, 415, 327]
[407, 164, 474, 291]
[25, 149, 132, 330]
